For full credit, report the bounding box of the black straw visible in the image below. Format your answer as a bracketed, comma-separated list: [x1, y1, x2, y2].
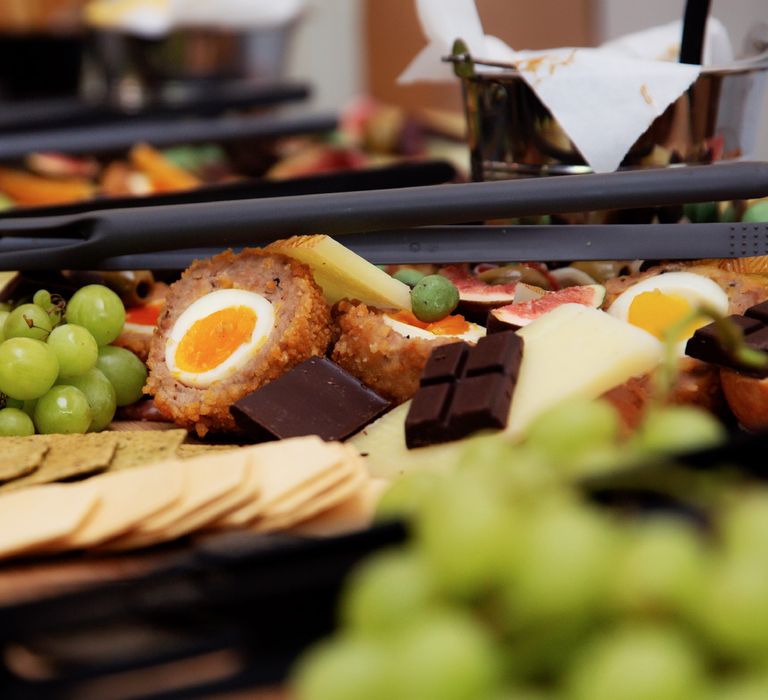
[680, 0, 712, 65]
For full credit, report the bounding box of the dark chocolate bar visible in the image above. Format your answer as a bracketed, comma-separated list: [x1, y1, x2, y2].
[685, 304, 768, 377]
[405, 332, 523, 448]
[231, 356, 390, 442]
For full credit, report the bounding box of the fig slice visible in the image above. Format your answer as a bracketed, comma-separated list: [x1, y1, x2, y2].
[437, 265, 519, 322]
[487, 284, 606, 333]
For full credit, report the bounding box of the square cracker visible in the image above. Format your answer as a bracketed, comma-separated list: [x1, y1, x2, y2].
[100, 452, 249, 551]
[65, 460, 187, 548]
[253, 470, 368, 533]
[0, 441, 47, 483]
[110, 430, 187, 471]
[1, 434, 117, 492]
[291, 478, 390, 537]
[213, 436, 349, 528]
[0, 483, 99, 560]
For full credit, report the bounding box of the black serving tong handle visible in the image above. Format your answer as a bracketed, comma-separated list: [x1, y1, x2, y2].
[0, 162, 767, 269]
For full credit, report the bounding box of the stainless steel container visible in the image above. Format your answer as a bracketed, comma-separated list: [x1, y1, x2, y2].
[449, 51, 768, 182]
[90, 24, 298, 108]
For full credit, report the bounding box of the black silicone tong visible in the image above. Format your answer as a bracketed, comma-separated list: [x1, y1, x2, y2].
[1, 162, 767, 270]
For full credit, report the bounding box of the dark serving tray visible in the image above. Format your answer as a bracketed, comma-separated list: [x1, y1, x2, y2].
[0, 81, 311, 134]
[0, 160, 458, 220]
[0, 522, 407, 700]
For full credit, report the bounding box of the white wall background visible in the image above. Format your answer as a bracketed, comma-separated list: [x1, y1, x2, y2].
[284, 0, 363, 114]
[597, 0, 768, 158]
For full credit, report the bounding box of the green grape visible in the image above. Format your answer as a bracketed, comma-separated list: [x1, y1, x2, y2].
[22, 399, 37, 417]
[375, 471, 442, 521]
[411, 275, 460, 322]
[524, 398, 621, 469]
[392, 610, 500, 700]
[564, 624, 706, 700]
[3, 303, 52, 341]
[710, 672, 768, 700]
[0, 302, 10, 312]
[33, 289, 63, 326]
[393, 268, 426, 288]
[416, 474, 511, 597]
[742, 199, 768, 223]
[0, 310, 8, 342]
[721, 491, 768, 564]
[694, 552, 768, 662]
[341, 549, 438, 635]
[632, 405, 725, 455]
[66, 284, 125, 346]
[47, 324, 98, 380]
[66, 368, 117, 432]
[0, 338, 59, 400]
[500, 495, 619, 625]
[292, 636, 394, 700]
[0, 407, 35, 436]
[34, 385, 92, 434]
[96, 346, 147, 406]
[610, 518, 707, 616]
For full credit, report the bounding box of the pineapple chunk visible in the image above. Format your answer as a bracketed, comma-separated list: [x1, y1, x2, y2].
[267, 235, 412, 310]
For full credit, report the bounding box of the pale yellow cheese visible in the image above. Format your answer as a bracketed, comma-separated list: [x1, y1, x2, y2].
[267, 235, 412, 310]
[506, 304, 663, 438]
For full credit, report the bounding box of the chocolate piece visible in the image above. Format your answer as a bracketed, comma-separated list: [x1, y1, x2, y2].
[746, 300, 768, 324]
[231, 356, 390, 442]
[685, 305, 768, 377]
[405, 331, 523, 448]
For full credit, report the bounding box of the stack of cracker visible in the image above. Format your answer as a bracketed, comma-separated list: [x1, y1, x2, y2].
[0, 435, 387, 562]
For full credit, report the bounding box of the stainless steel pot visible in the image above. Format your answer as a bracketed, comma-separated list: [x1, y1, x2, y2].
[448, 50, 768, 182]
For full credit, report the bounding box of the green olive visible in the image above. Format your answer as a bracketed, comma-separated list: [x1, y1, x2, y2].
[394, 268, 427, 289]
[411, 275, 460, 322]
[743, 199, 768, 223]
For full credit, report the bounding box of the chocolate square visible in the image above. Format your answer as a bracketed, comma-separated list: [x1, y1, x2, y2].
[231, 356, 390, 442]
[405, 330, 524, 448]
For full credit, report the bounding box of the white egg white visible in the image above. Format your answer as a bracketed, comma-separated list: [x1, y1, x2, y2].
[607, 271, 729, 355]
[165, 289, 275, 388]
[382, 315, 486, 343]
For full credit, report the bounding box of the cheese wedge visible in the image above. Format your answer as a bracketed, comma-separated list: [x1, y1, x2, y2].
[267, 235, 412, 310]
[506, 304, 664, 438]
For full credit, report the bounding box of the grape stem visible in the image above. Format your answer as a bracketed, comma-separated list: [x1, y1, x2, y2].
[22, 314, 51, 338]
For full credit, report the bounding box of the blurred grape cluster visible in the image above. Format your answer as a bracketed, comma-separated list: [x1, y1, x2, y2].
[293, 398, 768, 700]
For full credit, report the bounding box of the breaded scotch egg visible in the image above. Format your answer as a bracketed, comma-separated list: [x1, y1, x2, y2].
[331, 299, 485, 404]
[145, 248, 332, 436]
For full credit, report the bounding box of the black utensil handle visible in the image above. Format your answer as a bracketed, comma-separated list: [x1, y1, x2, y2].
[1, 162, 767, 267]
[680, 0, 712, 64]
[74, 161, 768, 257]
[6, 223, 768, 271]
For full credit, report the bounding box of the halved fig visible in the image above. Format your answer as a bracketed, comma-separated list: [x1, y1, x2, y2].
[437, 265, 519, 320]
[487, 284, 606, 333]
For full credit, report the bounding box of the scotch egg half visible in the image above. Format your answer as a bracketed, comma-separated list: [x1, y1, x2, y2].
[383, 312, 486, 343]
[607, 272, 729, 355]
[165, 289, 275, 388]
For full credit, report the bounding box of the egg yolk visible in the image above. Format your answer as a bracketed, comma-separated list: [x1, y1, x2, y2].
[627, 290, 706, 341]
[389, 310, 470, 336]
[175, 306, 257, 373]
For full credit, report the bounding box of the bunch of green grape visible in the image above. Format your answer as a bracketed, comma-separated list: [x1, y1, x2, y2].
[0, 284, 147, 436]
[292, 398, 768, 700]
